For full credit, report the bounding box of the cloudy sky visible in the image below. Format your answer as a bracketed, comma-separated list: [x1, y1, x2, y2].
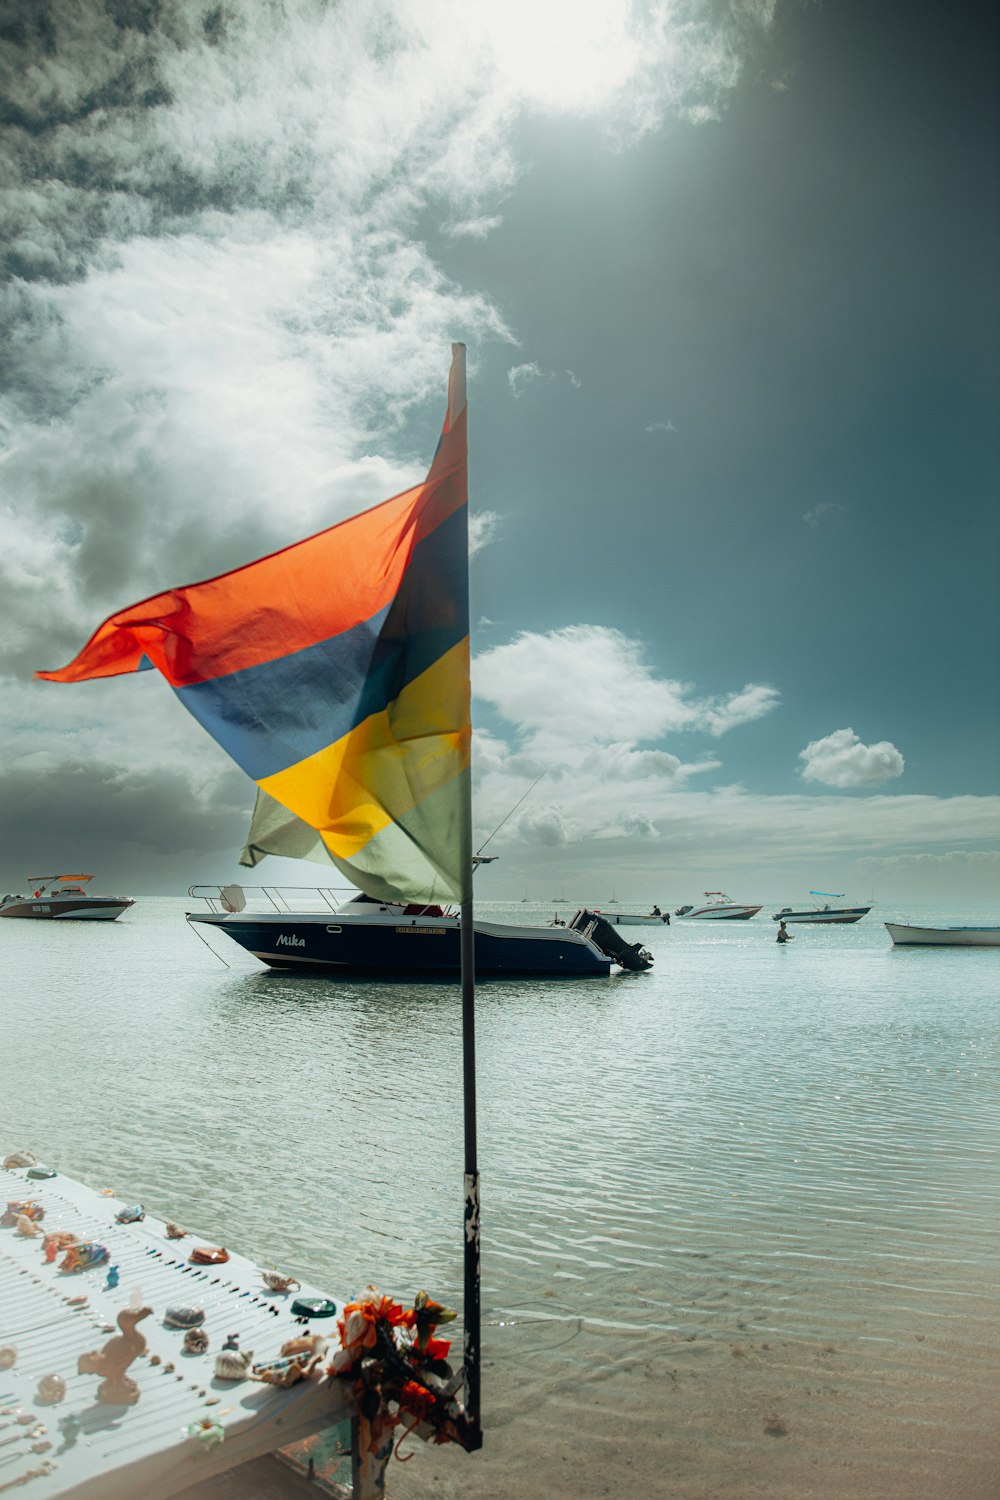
[2, 0, 997, 904]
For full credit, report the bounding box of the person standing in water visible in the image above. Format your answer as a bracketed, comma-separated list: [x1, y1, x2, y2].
[776, 920, 792, 944]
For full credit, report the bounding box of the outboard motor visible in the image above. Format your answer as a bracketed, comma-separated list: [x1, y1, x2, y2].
[569, 910, 654, 972]
[674, 904, 692, 917]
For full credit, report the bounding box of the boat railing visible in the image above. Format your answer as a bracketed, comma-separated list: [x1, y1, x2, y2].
[188, 884, 356, 915]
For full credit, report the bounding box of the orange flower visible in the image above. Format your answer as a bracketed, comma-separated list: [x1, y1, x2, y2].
[336, 1288, 419, 1364]
[398, 1380, 437, 1423]
[421, 1336, 451, 1362]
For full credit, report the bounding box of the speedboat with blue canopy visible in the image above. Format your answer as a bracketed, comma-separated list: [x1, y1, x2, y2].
[771, 893, 872, 924]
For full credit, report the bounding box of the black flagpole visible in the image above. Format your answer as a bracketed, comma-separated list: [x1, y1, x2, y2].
[460, 896, 482, 1448]
[450, 340, 482, 1451]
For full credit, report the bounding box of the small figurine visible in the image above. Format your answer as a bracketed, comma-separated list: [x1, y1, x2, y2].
[104, 1266, 120, 1291]
[281, 1333, 328, 1359]
[2, 1150, 37, 1169]
[189, 1246, 228, 1266]
[182, 1328, 210, 1355]
[36, 1374, 66, 1405]
[43, 1230, 77, 1257]
[252, 1350, 322, 1386]
[164, 1222, 188, 1239]
[78, 1306, 152, 1406]
[115, 1205, 145, 1224]
[16, 1213, 42, 1237]
[289, 1296, 337, 1319]
[2, 1199, 43, 1226]
[260, 1270, 301, 1294]
[221, 1332, 241, 1350]
[0, 1346, 17, 1369]
[214, 1346, 254, 1381]
[61, 1242, 109, 1273]
[164, 1305, 205, 1329]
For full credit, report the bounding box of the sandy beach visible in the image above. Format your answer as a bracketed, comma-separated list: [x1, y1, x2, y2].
[186, 1312, 999, 1500]
[389, 1316, 999, 1500]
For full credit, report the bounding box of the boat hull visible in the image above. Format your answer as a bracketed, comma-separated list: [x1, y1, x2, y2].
[771, 907, 871, 924]
[189, 911, 613, 975]
[885, 923, 1000, 948]
[599, 912, 668, 926]
[678, 906, 761, 921]
[0, 897, 134, 920]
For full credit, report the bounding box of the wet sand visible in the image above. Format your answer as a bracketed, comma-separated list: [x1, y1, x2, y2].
[186, 1310, 999, 1500]
[387, 1319, 999, 1500]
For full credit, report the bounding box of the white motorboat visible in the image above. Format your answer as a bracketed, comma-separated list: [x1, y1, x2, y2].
[0, 873, 134, 921]
[772, 892, 872, 924]
[885, 922, 1000, 948]
[674, 892, 761, 921]
[597, 908, 670, 926]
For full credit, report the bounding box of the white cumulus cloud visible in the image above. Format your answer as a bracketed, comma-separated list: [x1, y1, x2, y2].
[474, 626, 778, 756]
[469, 510, 500, 555]
[799, 728, 905, 788]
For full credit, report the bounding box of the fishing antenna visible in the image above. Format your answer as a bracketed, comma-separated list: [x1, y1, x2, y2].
[475, 769, 548, 858]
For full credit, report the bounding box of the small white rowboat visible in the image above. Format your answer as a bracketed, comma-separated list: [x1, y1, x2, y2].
[885, 923, 1000, 947]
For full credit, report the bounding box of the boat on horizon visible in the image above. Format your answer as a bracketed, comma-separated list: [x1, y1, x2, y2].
[885, 922, 1000, 948]
[772, 892, 872, 924]
[187, 885, 654, 975]
[674, 892, 761, 921]
[0, 874, 134, 921]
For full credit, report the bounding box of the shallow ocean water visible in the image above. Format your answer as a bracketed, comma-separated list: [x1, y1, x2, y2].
[2, 896, 998, 1497]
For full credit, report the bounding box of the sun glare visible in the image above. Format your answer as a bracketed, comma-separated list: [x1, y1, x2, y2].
[475, 0, 642, 113]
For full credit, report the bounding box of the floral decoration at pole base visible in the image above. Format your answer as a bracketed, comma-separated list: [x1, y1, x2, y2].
[328, 1287, 479, 1463]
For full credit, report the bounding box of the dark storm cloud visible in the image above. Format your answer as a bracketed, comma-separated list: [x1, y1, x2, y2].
[0, 758, 251, 885]
[0, 0, 271, 294]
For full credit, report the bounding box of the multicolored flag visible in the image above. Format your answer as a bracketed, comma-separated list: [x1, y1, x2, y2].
[37, 345, 473, 905]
